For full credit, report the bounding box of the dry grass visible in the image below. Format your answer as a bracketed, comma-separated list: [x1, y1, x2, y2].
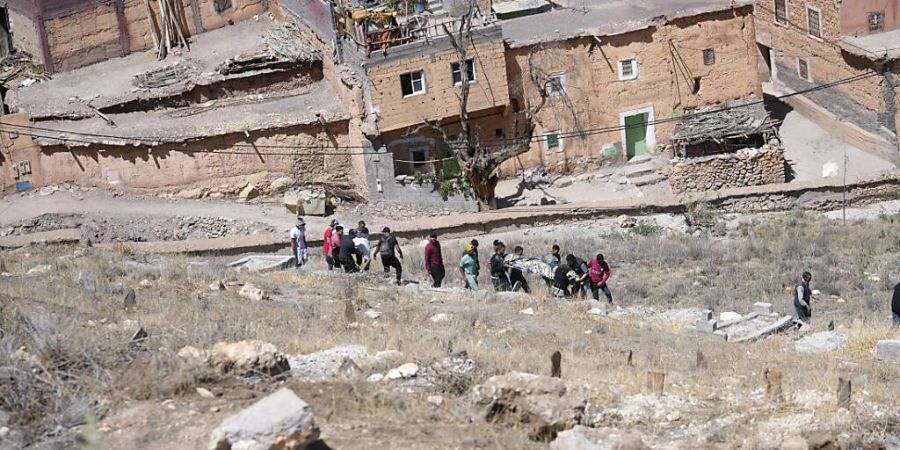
[0, 211, 898, 448]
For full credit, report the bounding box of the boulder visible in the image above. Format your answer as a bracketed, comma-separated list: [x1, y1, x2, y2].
[209, 388, 319, 450]
[239, 184, 260, 201]
[794, 331, 847, 354]
[471, 371, 586, 440]
[386, 362, 419, 380]
[430, 313, 452, 323]
[268, 177, 294, 193]
[550, 425, 648, 450]
[875, 340, 900, 363]
[288, 345, 403, 382]
[617, 215, 637, 228]
[208, 340, 291, 378]
[239, 283, 268, 301]
[26, 264, 52, 275]
[176, 188, 204, 199]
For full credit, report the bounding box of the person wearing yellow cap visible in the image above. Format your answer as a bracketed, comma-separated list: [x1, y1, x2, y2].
[459, 244, 479, 291]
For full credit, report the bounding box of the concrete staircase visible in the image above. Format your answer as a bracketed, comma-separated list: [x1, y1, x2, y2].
[617, 154, 667, 187]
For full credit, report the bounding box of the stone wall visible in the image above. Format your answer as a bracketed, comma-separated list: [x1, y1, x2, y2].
[667, 146, 785, 193]
[499, 6, 762, 176]
[21, 121, 351, 189]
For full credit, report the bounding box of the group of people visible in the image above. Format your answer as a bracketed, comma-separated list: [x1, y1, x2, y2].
[290, 218, 404, 285]
[791, 271, 900, 329]
[290, 219, 615, 301]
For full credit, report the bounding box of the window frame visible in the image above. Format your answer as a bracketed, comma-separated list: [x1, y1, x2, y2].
[806, 4, 823, 40]
[543, 130, 564, 153]
[618, 57, 638, 81]
[774, 0, 788, 26]
[451, 59, 477, 86]
[797, 57, 811, 82]
[702, 48, 715, 65]
[869, 11, 885, 32]
[400, 70, 427, 97]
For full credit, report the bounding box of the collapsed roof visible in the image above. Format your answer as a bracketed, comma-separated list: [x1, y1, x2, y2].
[672, 96, 778, 157]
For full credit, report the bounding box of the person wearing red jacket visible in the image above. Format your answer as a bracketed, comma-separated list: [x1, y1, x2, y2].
[323, 218, 338, 270]
[587, 253, 613, 303]
[424, 233, 444, 288]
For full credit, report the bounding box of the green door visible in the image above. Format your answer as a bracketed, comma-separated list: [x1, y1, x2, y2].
[440, 135, 462, 180]
[624, 113, 648, 158]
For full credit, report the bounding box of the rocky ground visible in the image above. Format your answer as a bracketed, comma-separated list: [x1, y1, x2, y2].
[1, 204, 899, 449]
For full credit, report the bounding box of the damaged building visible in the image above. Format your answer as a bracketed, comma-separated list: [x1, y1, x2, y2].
[667, 97, 785, 193]
[755, 0, 900, 164]
[1, 18, 361, 194]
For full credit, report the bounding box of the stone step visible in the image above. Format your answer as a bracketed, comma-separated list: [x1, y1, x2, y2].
[619, 164, 656, 179]
[626, 154, 653, 165]
[629, 172, 667, 187]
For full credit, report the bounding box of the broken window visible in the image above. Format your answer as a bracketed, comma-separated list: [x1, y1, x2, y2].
[214, 0, 232, 13]
[798, 58, 810, 81]
[451, 59, 476, 85]
[807, 6, 822, 39]
[618, 58, 637, 80]
[545, 74, 567, 97]
[869, 11, 884, 32]
[544, 131, 563, 153]
[400, 71, 426, 97]
[774, 0, 787, 25]
[703, 49, 715, 65]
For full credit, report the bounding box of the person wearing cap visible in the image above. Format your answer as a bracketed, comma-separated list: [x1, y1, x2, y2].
[290, 218, 308, 268]
[460, 244, 479, 291]
[331, 224, 344, 270]
[489, 241, 511, 291]
[323, 219, 339, 270]
[424, 233, 444, 288]
[374, 227, 403, 285]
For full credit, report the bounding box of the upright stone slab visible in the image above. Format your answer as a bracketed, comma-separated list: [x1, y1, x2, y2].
[875, 340, 900, 363]
[753, 302, 775, 316]
[209, 388, 319, 450]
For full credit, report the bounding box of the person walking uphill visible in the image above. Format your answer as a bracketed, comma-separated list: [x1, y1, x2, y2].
[588, 253, 613, 303]
[290, 218, 309, 268]
[424, 233, 445, 288]
[323, 219, 338, 270]
[375, 227, 403, 285]
[460, 244, 479, 291]
[793, 271, 814, 325]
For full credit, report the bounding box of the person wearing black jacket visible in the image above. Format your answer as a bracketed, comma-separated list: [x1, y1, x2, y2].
[338, 229, 360, 273]
[489, 241, 511, 291]
[892, 281, 900, 329]
[566, 254, 590, 298]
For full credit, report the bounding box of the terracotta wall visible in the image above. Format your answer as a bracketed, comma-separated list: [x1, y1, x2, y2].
[756, 0, 883, 113]
[43, 1, 123, 72]
[498, 6, 761, 175]
[17, 121, 352, 189]
[840, 0, 900, 36]
[365, 25, 510, 133]
[0, 114, 40, 190]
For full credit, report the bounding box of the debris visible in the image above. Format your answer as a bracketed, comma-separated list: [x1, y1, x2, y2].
[719, 311, 742, 322]
[26, 264, 52, 275]
[364, 310, 382, 320]
[130, 327, 148, 344]
[386, 362, 419, 380]
[196, 387, 216, 399]
[367, 373, 385, 383]
[426, 395, 444, 406]
[404, 283, 420, 294]
[519, 307, 535, 316]
[288, 346, 403, 382]
[210, 280, 226, 291]
[430, 313, 452, 323]
[208, 340, 291, 378]
[550, 425, 649, 450]
[671, 97, 777, 157]
[175, 188, 205, 199]
[239, 283, 268, 301]
[209, 388, 320, 450]
[21, 78, 36, 87]
[617, 215, 637, 228]
[268, 177, 294, 192]
[239, 184, 260, 201]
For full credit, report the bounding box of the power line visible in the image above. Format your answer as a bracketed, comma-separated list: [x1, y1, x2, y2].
[3, 70, 880, 154]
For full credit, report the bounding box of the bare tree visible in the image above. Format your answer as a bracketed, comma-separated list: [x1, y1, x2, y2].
[433, 1, 557, 208]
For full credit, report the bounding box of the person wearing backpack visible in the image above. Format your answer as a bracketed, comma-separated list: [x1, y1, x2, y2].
[587, 253, 613, 303]
[374, 227, 403, 285]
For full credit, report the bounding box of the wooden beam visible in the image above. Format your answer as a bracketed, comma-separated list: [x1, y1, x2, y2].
[35, 14, 54, 73]
[114, 0, 130, 57]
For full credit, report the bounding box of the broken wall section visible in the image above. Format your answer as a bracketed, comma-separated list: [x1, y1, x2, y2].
[31, 121, 352, 189]
[667, 145, 785, 193]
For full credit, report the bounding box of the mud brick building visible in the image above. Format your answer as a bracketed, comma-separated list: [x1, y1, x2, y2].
[755, 0, 900, 163]
[5, 0, 266, 72]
